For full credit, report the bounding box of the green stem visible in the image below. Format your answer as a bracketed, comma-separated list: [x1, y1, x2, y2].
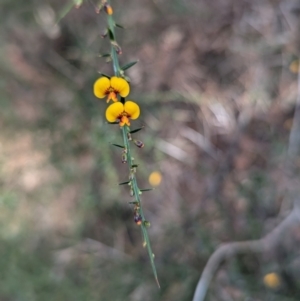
[122, 126, 159, 287]
[107, 13, 120, 76]
[105, 6, 160, 288]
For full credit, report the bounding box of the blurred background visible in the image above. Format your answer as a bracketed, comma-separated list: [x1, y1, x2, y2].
[1, 0, 300, 300]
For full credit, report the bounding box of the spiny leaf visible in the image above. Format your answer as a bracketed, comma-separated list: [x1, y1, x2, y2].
[140, 188, 154, 192]
[99, 73, 111, 78]
[99, 53, 111, 58]
[108, 28, 115, 41]
[119, 181, 130, 185]
[124, 75, 131, 82]
[110, 143, 125, 148]
[121, 61, 138, 71]
[56, 1, 75, 24]
[130, 126, 144, 134]
[115, 23, 125, 29]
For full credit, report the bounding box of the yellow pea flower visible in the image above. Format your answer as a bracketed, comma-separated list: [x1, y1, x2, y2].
[94, 76, 130, 103]
[148, 171, 162, 186]
[263, 272, 280, 289]
[106, 101, 140, 126]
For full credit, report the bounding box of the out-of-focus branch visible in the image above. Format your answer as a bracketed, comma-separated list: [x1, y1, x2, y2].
[192, 209, 300, 301]
[287, 58, 300, 163]
[192, 57, 300, 301]
[181, 126, 221, 161]
[286, 59, 300, 213]
[206, 109, 252, 199]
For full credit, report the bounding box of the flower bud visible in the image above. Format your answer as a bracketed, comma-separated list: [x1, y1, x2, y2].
[101, 29, 108, 38]
[104, 3, 113, 15]
[129, 171, 134, 180]
[143, 221, 151, 227]
[134, 140, 144, 148]
[111, 41, 122, 55]
[122, 152, 127, 164]
[134, 214, 142, 225]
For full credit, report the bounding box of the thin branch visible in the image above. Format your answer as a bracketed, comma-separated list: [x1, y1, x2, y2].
[287, 57, 300, 161]
[192, 208, 300, 301]
[180, 126, 221, 161]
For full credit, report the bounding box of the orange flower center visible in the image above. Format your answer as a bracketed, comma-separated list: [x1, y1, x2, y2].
[106, 88, 118, 103]
[119, 113, 131, 126]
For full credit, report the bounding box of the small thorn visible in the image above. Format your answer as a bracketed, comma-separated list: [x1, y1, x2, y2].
[155, 277, 161, 289]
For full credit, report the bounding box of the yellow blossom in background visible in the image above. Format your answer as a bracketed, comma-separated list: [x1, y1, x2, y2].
[148, 171, 162, 187]
[106, 101, 140, 126]
[263, 272, 280, 289]
[289, 60, 299, 74]
[94, 76, 130, 103]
